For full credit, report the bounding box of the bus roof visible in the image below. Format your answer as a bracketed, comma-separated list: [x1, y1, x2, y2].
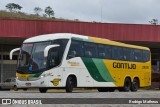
[24, 33, 149, 50]
[24, 33, 88, 43]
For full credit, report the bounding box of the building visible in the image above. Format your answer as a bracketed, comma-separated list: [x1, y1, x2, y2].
[0, 19, 159, 82]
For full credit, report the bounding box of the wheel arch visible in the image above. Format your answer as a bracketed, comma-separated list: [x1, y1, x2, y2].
[64, 74, 78, 87]
[133, 77, 140, 87]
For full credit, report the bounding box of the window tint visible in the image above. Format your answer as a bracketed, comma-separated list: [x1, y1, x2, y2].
[143, 50, 150, 62]
[49, 39, 68, 67]
[123, 48, 134, 61]
[84, 42, 97, 57]
[98, 44, 106, 58]
[67, 40, 83, 59]
[118, 47, 123, 60]
[105, 45, 112, 58]
[134, 49, 143, 62]
[66, 40, 150, 62]
[112, 46, 123, 60]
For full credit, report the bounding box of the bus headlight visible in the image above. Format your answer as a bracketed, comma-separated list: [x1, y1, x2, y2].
[40, 73, 52, 78]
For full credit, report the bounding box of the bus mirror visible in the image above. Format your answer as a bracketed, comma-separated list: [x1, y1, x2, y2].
[10, 48, 20, 60]
[44, 44, 60, 57]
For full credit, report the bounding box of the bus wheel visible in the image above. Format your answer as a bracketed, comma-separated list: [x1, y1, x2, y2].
[66, 76, 74, 93]
[131, 78, 139, 92]
[39, 88, 48, 93]
[119, 78, 131, 92]
[97, 88, 109, 92]
[13, 85, 18, 91]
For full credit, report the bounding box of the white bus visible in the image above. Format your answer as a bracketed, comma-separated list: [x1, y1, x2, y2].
[10, 33, 151, 93]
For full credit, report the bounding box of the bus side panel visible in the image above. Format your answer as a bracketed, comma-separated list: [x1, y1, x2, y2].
[103, 59, 151, 87]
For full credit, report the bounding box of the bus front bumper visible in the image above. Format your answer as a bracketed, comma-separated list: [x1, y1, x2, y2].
[16, 77, 48, 88]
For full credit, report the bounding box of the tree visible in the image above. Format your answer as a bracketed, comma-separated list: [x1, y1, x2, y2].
[34, 7, 43, 16]
[149, 19, 158, 25]
[5, 3, 22, 12]
[45, 6, 54, 17]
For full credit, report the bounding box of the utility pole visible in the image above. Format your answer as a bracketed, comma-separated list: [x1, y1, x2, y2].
[100, 0, 103, 22]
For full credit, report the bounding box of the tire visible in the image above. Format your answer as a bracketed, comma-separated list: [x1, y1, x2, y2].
[97, 88, 109, 92]
[13, 85, 18, 91]
[119, 78, 131, 92]
[131, 78, 139, 92]
[66, 76, 74, 93]
[39, 88, 48, 93]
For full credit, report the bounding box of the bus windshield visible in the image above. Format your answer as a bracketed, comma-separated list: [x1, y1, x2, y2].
[18, 42, 51, 73]
[17, 39, 68, 74]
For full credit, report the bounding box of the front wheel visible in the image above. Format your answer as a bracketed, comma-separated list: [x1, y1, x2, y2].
[39, 88, 48, 93]
[13, 85, 18, 91]
[66, 76, 74, 93]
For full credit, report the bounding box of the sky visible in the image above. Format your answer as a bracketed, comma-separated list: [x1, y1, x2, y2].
[0, 0, 159, 24]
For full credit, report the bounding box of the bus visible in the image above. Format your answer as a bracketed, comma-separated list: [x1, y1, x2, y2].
[10, 33, 151, 93]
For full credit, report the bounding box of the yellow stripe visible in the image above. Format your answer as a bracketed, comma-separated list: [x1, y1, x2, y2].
[88, 37, 149, 50]
[16, 73, 30, 78]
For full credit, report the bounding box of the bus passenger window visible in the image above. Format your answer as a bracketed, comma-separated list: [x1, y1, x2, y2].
[98, 44, 106, 58]
[67, 40, 83, 59]
[112, 46, 120, 60]
[105, 45, 112, 59]
[134, 49, 143, 62]
[84, 42, 97, 58]
[143, 50, 150, 62]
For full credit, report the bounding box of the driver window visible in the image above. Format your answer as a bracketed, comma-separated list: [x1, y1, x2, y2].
[48, 47, 59, 67]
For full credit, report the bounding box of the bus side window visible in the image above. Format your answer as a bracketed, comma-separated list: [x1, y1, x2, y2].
[67, 40, 83, 59]
[105, 45, 112, 59]
[143, 50, 150, 62]
[123, 48, 133, 61]
[112, 46, 122, 60]
[84, 42, 97, 58]
[134, 49, 143, 62]
[118, 47, 123, 60]
[98, 44, 106, 58]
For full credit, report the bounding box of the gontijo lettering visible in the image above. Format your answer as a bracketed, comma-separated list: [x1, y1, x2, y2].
[113, 62, 136, 69]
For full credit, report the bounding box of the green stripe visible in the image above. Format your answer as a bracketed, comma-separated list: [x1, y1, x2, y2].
[82, 58, 115, 82]
[29, 72, 43, 77]
[92, 59, 115, 82]
[81, 58, 106, 82]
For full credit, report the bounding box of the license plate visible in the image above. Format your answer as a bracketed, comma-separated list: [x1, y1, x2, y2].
[25, 83, 31, 86]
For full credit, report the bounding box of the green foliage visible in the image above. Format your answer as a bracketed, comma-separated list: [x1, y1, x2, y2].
[34, 7, 43, 16]
[45, 6, 54, 17]
[149, 19, 158, 25]
[5, 3, 22, 12]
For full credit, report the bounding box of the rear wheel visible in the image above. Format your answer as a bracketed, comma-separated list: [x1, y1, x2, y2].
[131, 78, 139, 92]
[66, 76, 74, 93]
[39, 88, 48, 93]
[118, 78, 131, 92]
